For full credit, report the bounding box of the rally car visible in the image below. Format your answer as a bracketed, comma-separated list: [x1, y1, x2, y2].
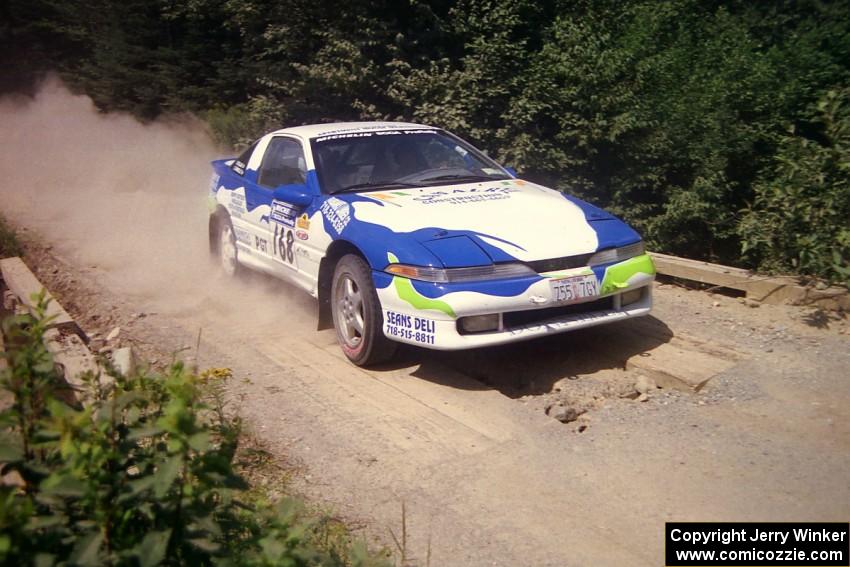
[208, 122, 655, 365]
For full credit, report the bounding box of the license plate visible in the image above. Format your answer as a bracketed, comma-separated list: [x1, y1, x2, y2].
[550, 274, 599, 303]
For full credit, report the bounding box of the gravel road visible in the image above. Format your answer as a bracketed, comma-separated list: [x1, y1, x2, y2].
[12, 233, 849, 567]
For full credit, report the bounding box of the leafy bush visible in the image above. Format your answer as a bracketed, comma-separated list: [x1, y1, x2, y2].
[206, 97, 289, 151]
[0, 294, 387, 566]
[739, 88, 850, 287]
[384, 1, 850, 268]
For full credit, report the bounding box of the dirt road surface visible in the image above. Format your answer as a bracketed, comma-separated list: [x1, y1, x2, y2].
[2, 82, 849, 566]
[16, 239, 850, 566]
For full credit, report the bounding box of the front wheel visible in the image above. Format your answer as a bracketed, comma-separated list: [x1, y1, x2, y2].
[331, 254, 397, 366]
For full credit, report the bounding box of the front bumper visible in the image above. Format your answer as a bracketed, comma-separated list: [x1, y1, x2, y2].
[374, 253, 655, 350]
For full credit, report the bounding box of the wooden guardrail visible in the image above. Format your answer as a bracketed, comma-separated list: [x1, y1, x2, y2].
[0, 257, 111, 401]
[651, 252, 849, 310]
[0, 257, 81, 335]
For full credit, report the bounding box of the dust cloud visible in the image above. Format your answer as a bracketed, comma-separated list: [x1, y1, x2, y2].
[0, 78, 314, 329]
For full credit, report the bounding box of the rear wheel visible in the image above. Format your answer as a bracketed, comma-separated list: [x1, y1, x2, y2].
[331, 254, 397, 366]
[214, 216, 240, 277]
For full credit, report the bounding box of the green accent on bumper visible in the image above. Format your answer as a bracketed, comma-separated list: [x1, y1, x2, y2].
[393, 277, 456, 318]
[387, 252, 456, 318]
[599, 254, 656, 295]
[207, 195, 217, 213]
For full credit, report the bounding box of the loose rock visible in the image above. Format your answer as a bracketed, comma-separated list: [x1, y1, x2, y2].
[111, 347, 135, 376]
[634, 374, 656, 395]
[2, 290, 18, 311]
[106, 326, 121, 342]
[551, 406, 583, 423]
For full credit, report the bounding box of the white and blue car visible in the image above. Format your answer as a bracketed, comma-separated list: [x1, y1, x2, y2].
[208, 122, 655, 365]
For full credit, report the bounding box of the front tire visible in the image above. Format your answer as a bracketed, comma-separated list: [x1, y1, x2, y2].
[331, 254, 397, 366]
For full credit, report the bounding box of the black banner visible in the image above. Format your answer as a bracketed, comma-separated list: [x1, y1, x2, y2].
[666, 523, 849, 566]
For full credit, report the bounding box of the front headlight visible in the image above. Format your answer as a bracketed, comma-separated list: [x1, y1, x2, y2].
[385, 262, 536, 283]
[587, 241, 645, 267]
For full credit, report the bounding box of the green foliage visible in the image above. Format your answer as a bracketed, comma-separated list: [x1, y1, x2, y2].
[384, 0, 850, 269]
[739, 88, 850, 287]
[387, 0, 548, 142]
[0, 294, 388, 566]
[0, 214, 23, 259]
[205, 97, 287, 151]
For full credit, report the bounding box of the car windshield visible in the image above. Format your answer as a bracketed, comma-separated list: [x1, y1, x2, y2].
[310, 129, 511, 194]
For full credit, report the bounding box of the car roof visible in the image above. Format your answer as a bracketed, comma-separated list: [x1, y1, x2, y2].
[269, 121, 437, 140]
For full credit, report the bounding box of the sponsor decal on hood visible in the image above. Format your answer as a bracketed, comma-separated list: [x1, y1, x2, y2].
[349, 181, 599, 261]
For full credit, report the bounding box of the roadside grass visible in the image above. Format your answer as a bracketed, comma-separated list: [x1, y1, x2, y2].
[0, 213, 23, 259]
[0, 292, 391, 566]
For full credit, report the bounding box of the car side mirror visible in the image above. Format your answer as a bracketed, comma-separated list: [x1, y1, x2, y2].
[504, 166, 518, 177]
[273, 183, 314, 207]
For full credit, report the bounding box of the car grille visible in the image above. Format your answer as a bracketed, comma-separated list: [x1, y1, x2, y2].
[524, 253, 593, 273]
[502, 296, 615, 329]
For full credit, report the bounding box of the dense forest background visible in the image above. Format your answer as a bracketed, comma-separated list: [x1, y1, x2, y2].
[2, 0, 848, 284]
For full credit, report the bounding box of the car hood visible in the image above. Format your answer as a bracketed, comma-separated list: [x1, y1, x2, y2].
[341, 179, 639, 266]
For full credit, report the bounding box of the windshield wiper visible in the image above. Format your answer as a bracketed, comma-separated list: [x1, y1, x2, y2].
[420, 173, 503, 184]
[333, 181, 422, 194]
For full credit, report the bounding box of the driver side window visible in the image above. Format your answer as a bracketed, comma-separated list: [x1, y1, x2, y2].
[258, 137, 307, 188]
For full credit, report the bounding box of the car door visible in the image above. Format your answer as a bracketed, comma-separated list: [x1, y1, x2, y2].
[248, 136, 309, 277]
